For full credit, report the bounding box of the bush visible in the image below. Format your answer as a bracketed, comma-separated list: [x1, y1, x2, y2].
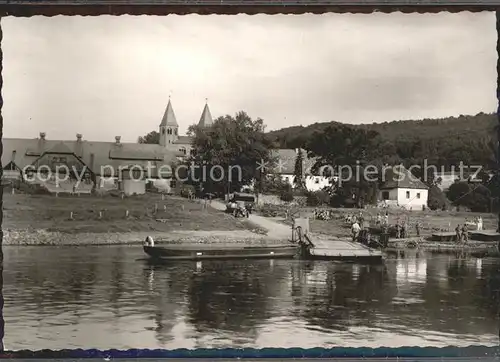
[258, 203, 283, 217]
[260, 175, 290, 195]
[306, 190, 331, 207]
[427, 185, 449, 211]
[17, 181, 51, 195]
[279, 188, 294, 202]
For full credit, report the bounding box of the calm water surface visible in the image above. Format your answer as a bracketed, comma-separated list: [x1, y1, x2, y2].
[3, 246, 500, 349]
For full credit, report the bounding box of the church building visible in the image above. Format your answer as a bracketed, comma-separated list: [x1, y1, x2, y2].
[2, 100, 213, 195]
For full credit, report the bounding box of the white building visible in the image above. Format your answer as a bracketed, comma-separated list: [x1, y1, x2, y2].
[379, 165, 429, 210]
[269, 148, 332, 192]
[434, 168, 489, 192]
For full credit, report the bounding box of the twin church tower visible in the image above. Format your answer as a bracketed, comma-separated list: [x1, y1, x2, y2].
[158, 99, 213, 153]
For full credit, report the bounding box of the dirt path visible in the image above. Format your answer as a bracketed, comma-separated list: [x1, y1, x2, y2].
[210, 200, 292, 240]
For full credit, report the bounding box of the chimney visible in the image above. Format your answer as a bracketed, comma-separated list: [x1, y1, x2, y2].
[39, 132, 46, 140]
[115, 136, 121, 144]
[75, 134, 83, 157]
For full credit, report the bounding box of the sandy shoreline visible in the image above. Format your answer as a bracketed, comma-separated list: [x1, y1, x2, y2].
[2, 229, 287, 246]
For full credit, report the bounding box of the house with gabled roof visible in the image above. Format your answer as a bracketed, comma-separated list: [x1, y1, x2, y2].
[268, 148, 332, 192]
[2, 99, 214, 195]
[379, 165, 429, 210]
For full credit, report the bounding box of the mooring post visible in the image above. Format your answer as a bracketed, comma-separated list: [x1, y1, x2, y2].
[98, 211, 102, 219]
[69, 211, 74, 220]
[125, 210, 129, 218]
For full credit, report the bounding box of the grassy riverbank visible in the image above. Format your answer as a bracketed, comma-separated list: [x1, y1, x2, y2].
[256, 203, 498, 239]
[3, 193, 271, 245]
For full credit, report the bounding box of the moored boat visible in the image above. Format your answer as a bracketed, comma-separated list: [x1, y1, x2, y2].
[143, 236, 300, 261]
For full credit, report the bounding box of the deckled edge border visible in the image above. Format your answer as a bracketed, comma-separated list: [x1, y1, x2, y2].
[0, 346, 500, 358]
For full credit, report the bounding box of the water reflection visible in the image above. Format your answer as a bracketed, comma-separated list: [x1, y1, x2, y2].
[2, 246, 500, 349]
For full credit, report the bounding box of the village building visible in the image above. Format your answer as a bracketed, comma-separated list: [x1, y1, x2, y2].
[378, 165, 429, 210]
[2, 99, 213, 196]
[269, 148, 332, 192]
[434, 167, 489, 192]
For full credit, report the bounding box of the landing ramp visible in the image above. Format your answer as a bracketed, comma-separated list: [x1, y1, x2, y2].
[308, 236, 383, 262]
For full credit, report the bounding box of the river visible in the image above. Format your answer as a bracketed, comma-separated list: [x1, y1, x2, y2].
[2, 246, 500, 350]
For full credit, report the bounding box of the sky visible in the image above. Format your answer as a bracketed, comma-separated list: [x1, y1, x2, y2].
[2, 12, 497, 143]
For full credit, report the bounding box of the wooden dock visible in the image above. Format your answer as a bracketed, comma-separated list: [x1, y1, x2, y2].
[308, 238, 384, 262]
[292, 217, 384, 262]
[431, 231, 456, 242]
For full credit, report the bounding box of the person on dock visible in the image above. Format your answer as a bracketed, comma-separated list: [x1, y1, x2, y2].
[415, 221, 420, 237]
[351, 221, 361, 242]
[455, 224, 462, 243]
[461, 224, 469, 243]
[477, 216, 483, 231]
[396, 222, 401, 239]
[401, 220, 407, 238]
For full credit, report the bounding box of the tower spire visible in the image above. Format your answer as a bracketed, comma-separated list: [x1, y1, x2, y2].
[160, 98, 178, 127]
[159, 97, 179, 147]
[198, 100, 213, 128]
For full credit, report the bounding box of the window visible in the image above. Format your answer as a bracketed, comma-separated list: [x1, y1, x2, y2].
[179, 147, 187, 155]
[382, 191, 389, 200]
[162, 128, 165, 135]
[52, 156, 67, 163]
[315, 178, 320, 184]
[170, 180, 176, 188]
[174, 129, 178, 136]
[406, 191, 410, 199]
[416, 192, 421, 199]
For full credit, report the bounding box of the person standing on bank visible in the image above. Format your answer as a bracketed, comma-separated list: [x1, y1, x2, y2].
[455, 224, 462, 243]
[461, 224, 469, 243]
[351, 221, 361, 242]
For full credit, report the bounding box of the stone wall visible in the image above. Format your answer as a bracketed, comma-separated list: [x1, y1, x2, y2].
[3, 229, 285, 246]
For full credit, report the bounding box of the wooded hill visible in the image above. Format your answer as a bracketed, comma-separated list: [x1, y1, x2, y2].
[267, 112, 498, 169]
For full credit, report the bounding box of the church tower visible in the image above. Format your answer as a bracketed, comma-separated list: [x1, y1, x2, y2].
[159, 98, 179, 147]
[198, 99, 213, 128]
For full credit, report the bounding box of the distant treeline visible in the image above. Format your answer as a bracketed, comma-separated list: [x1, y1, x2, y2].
[267, 112, 498, 170]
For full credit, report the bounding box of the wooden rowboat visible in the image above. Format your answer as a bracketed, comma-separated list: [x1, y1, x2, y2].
[143, 243, 300, 261]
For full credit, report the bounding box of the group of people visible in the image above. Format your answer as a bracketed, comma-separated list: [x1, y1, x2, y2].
[349, 210, 424, 243]
[455, 224, 469, 243]
[345, 211, 365, 226]
[226, 197, 251, 218]
[374, 212, 390, 226]
[470, 216, 483, 231]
